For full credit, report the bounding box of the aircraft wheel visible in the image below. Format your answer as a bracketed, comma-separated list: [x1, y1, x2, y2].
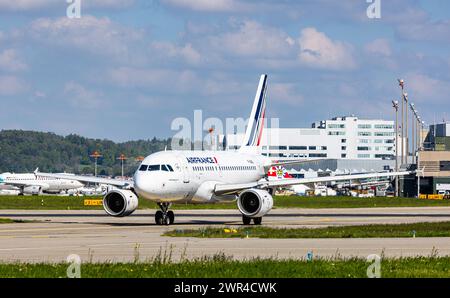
[253, 217, 262, 225]
[155, 211, 163, 225]
[167, 211, 175, 225]
[163, 215, 170, 225]
[242, 215, 251, 225]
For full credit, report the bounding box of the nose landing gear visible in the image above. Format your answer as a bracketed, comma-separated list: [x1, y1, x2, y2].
[242, 215, 262, 225]
[155, 203, 175, 225]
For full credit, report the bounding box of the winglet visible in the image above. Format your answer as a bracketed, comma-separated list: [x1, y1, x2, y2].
[34, 167, 39, 174]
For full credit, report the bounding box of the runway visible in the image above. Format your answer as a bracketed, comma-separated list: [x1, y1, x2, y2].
[1, 207, 450, 263]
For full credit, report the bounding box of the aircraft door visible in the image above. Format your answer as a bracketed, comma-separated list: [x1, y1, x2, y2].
[179, 157, 190, 183]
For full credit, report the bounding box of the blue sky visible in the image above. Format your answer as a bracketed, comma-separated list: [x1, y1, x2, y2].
[0, 0, 449, 141]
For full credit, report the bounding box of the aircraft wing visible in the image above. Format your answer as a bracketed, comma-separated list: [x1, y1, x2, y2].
[35, 172, 134, 188]
[265, 159, 329, 172]
[269, 159, 328, 167]
[214, 182, 259, 195]
[214, 171, 411, 195]
[0, 180, 48, 188]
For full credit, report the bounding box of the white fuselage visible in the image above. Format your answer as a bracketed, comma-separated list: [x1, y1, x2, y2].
[0, 173, 84, 193]
[133, 150, 271, 204]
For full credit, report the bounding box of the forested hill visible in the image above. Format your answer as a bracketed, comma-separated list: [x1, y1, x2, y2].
[0, 130, 171, 176]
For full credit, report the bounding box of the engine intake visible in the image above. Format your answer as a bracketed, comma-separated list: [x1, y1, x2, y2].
[237, 189, 273, 218]
[103, 189, 139, 217]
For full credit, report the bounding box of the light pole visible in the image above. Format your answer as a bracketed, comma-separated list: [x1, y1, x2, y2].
[404, 92, 409, 164]
[89, 151, 103, 177]
[117, 154, 127, 178]
[410, 103, 416, 164]
[398, 79, 405, 164]
[392, 100, 399, 197]
[417, 117, 420, 152]
[420, 120, 425, 151]
[398, 79, 405, 165]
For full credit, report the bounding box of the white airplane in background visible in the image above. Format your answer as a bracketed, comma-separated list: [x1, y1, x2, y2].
[37, 74, 412, 225]
[0, 170, 84, 195]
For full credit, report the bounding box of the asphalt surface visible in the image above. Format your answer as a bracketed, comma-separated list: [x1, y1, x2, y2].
[0, 207, 450, 263]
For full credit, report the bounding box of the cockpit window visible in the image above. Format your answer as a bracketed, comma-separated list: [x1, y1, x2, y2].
[148, 165, 160, 171]
[161, 165, 174, 172]
[139, 165, 148, 171]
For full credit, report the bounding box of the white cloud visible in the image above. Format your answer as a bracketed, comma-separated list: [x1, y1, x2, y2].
[0, 0, 134, 11]
[85, 0, 135, 9]
[29, 16, 143, 60]
[109, 67, 245, 97]
[268, 83, 303, 106]
[0, 0, 58, 11]
[0, 49, 27, 72]
[406, 73, 450, 103]
[209, 20, 295, 58]
[135, 95, 161, 108]
[150, 42, 202, 65]
[34, 91, 47, 98]
[396, 20, 450, 43]
[64, 81, 103, 108]
[297, 27, 357, 70]
[108, 67, 200, 94]
[364, 39, 392, 57]
[0, 75, 27, 95]
[161, 0, 247, 12]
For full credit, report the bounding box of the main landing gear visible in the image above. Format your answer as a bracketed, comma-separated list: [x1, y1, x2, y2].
[155, 202, 175, 225]
[242, 215, 262, 225]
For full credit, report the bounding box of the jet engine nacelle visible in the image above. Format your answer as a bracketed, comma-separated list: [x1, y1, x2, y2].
[103, 189, 139, 217]
[23, 185, 42, 195]
[237, 189, 273, 218]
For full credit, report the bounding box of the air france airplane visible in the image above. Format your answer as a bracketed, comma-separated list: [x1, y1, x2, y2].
[0, 170, 84, 195]
[37, 75, 411, 225]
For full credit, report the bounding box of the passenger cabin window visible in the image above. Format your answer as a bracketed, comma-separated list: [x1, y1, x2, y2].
[139, 165, 148, 171]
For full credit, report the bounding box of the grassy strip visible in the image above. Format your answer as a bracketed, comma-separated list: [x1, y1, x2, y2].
[272, 196, 450, 209]
[164, 222, 450, 238]
[0, 195, 449, 210]
[0, 218, 15, 224]
[0, 256, 450, 278]
[0, 218, 30, 224]
[0, 196, 105, 210]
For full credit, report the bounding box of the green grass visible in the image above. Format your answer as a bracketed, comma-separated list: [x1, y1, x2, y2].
[164, 222, 450, 239]
[0, 195, 449, 210]
[1, 256, 450, 277]
[272, 196, 450, 208]
[0, 218, 15, 224]
[0, 218, 30, 224]
[0, 196, 105, 210]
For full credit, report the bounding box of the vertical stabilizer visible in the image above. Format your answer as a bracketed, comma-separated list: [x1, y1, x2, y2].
[239, 74, 268, 154]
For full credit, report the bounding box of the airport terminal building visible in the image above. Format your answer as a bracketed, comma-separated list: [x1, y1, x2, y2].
[222, 116, 398, 161]
[419, 122, 450, 195]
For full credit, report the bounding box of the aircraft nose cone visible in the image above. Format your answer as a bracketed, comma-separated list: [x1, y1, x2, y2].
[134, 171, 157, 199]
[133, 172, 145, 193]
